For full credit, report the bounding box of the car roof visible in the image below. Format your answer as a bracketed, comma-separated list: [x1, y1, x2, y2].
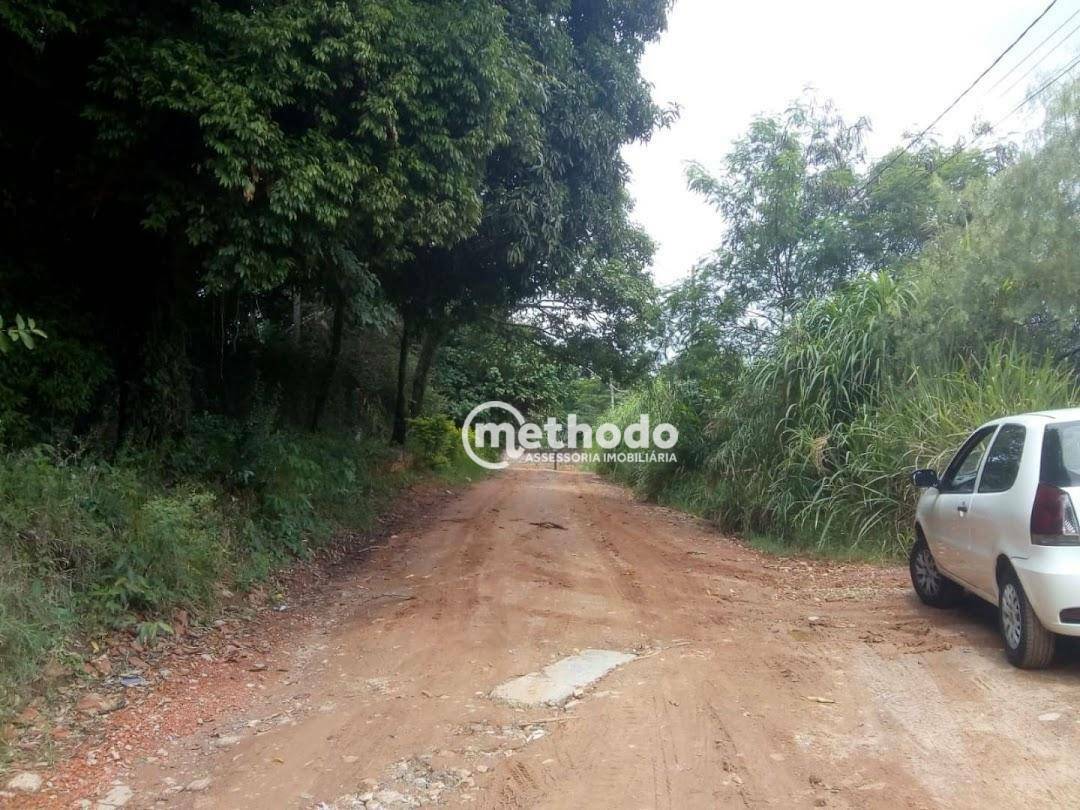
[980, 407, 1080, 429]
[1028, 407, 1080, 421]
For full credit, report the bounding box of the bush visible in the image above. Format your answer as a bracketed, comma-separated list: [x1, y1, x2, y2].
[0, 450, 227, 689]
[407, 415, 460, 469]
[0, 331, 111, 447]
[88, 490, 225, 623]
[0, 422, 417, 726]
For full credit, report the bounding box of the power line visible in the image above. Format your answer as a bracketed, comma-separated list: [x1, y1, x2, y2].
[998, 17, 1080, 98]
[987, 5, 1080, 93]
[927, 50, 1080, 180]
[854, 0, 1060, 199]
[994, 51, 1080, 128]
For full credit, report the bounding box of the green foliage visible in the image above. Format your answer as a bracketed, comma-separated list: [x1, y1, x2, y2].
[432, 326, 577, 422]
[605, 276, 1079, 556]
[597, 375, 711, 498]
[681, 94, 991, 357]
[0, 314, 46, 353]
[903, 82, 1080, 367]
[801, 347, 1079, 553]
[0, 0, 669, 448]
[686, 99, 867, 338]
[556, 377, 614, 428]
[0, 449, 224, 713]
[407, 415, 459, 469]
[0, 0, 79, 46]
[0, 326, 110, 446]
[405, 414, 502, 471]
[0, 450, 222, 622]
[515, 222, 663, 385]
[856, 143, 996, 271]
[0, 424, 431, 722]
[381, 1, 670, 441]
[85, 0, 522, 291]
[0, 542, 74, 711]
[165, 414, 403, 561]
[87, 490, 225, 623]
[602, 81, 1080, 559]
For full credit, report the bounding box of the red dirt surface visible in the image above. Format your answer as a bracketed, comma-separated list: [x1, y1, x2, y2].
[6, 468, 1080, 808]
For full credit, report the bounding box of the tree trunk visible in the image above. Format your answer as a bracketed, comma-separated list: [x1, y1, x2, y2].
[409, 325, 446, 418]
[309, 287, 346, 431]
[391, 317, 411, 444]
[114, 374, 131, 456]
[118, 263, 193, 447]
[291, 290, 302, 350]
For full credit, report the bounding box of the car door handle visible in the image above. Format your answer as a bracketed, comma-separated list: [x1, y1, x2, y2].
[957, 503, 969, 514]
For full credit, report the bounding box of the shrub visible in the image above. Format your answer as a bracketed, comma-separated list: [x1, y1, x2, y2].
[87, 490, 225, 623]
[0, 423, 413, 727]
[407, 415, 460, 469]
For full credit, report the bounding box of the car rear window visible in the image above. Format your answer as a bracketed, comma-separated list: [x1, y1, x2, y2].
[1041, 421, 1080, 487]
[979, 424, 1026, 493]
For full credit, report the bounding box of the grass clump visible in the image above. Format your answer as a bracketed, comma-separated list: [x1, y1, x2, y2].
[0, 413, 489, 734]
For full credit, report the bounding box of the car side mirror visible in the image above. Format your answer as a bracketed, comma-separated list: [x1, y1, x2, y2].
[912, 468, 940, 489]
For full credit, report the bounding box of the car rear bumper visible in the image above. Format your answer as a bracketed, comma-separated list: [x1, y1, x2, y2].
[1013, 553, 1080, 636]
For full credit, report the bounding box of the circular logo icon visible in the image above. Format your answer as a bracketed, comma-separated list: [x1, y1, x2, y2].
[461, 400, 527, 470]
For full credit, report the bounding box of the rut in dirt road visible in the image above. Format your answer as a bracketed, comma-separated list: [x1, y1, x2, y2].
[42, 468, 1080, 809]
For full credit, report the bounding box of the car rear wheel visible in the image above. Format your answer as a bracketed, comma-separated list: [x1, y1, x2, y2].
[998, 568, 1055, 669]
[909, 535, 963, 608]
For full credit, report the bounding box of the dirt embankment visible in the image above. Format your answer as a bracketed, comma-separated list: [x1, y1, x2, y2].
[7, 467, 1080, 809]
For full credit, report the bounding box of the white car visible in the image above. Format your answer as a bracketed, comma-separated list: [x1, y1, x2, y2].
[909, 408, 1080, 668]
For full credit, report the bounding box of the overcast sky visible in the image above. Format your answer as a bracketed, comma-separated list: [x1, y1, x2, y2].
[625, 0, 1078, 286]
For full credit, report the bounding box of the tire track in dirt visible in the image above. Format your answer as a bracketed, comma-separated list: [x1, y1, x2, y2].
[21, 466, 1080, 809]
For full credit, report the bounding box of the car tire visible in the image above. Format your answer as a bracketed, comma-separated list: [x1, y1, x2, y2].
[909, 535, 964, 608]
[998, 567, 1055, 669]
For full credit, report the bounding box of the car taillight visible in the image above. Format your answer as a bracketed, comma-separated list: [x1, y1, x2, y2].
[1031, 483, 1080, 546]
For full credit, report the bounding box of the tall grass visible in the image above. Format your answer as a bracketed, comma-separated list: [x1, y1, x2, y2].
[600, 274, 1080, 557]
[797, 347, 1079, 554]
[1, 449, 230, 724]
[598, 376, 712, 498]
[700, 273, 912, 540]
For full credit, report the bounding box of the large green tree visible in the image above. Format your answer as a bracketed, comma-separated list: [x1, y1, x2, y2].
[383, 0, 672, 440]
[0, 0, 672, 447]
[510, 217, 662, 385]
[86, 0, 520, 289]
[685, 98, 868, 352]
[1, 0, 523, 440]
[679, 96, 992, 358]
[905, 79, 1080, 368]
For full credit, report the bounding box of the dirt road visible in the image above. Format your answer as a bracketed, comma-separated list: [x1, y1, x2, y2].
[21, 467, 1080, 808]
